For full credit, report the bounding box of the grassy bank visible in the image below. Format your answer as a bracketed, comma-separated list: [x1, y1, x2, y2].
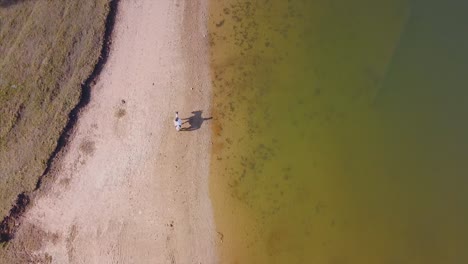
[0, 0, 110, 239]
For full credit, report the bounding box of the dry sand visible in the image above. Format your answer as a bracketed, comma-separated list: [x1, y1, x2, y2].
[8, 0, 218, 263]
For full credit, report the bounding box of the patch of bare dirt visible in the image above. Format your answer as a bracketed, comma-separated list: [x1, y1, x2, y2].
[3, 0, 217, 263]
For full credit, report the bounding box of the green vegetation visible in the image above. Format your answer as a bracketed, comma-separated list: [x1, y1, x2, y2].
[0, 0, 110, 227]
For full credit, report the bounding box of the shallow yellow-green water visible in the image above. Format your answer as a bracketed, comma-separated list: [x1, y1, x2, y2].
[208, 0, 468, 263]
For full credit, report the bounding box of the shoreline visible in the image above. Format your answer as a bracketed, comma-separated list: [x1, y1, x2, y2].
[2, 0, 217, 263]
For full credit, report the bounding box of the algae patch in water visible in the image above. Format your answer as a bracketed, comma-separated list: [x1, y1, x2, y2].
[209, 0, 468, 263]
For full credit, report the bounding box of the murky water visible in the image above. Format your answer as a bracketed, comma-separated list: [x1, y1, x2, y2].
[208, 0, 468, 263]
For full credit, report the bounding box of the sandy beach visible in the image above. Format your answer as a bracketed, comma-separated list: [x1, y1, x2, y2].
[5, 0, 217, 263]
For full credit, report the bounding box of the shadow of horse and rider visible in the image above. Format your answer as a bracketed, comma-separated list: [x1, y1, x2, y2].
[180, 110, 212, 131]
